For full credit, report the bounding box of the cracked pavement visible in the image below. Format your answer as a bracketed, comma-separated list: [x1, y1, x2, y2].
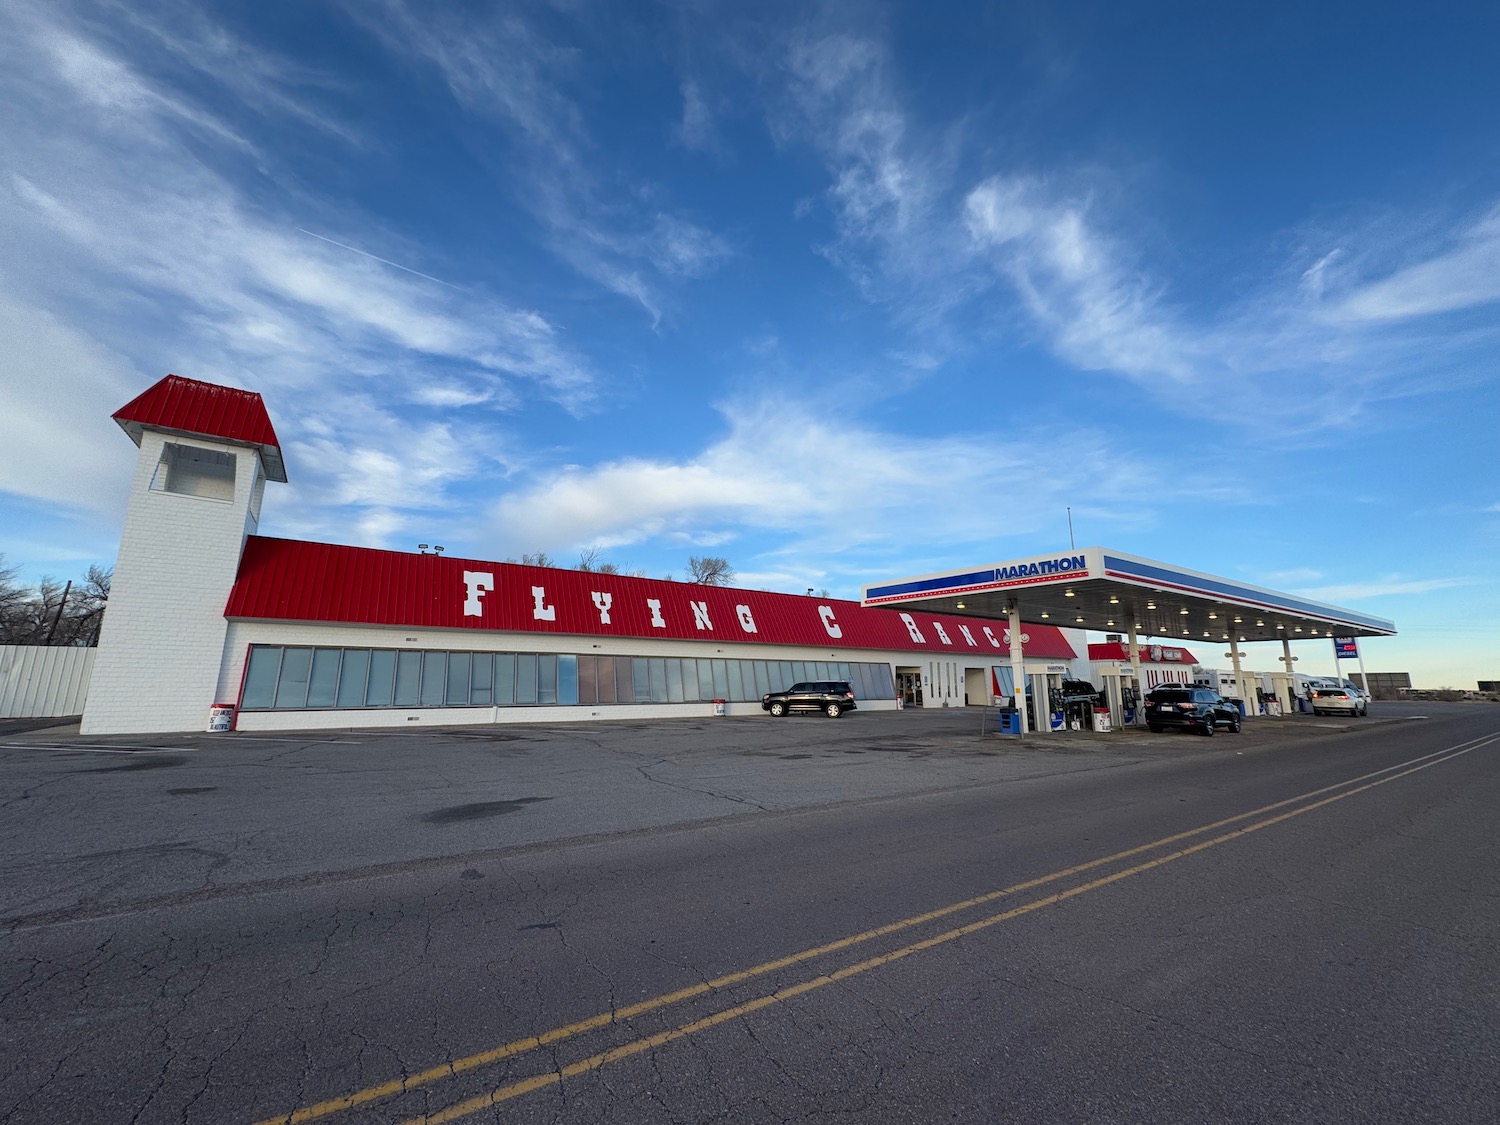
[1, 703, 1497, 1122]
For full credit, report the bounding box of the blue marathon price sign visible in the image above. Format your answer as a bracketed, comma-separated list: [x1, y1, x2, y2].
[1333, 637, 1359, 659]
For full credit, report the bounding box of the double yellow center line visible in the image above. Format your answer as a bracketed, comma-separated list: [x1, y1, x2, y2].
[255, 732, 1496, 1125]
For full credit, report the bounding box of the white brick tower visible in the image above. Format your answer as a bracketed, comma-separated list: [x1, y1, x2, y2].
[81, 375, 287, 734]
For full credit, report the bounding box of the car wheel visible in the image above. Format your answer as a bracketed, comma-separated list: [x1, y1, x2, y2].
[1229, 714, 1242, 733]
[1147, 723, 1163, 733]
[824, 702, 842, 718]
[1199, 716, 1215, 736]
[769, 701, 787, 717]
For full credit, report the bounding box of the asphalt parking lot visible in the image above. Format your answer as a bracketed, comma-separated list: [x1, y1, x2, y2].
[0, 703, 1427, 928]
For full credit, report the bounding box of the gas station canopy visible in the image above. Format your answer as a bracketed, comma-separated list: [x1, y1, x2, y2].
[862, 547, 1395, 644]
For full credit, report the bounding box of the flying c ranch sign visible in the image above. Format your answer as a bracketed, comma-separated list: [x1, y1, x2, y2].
[224, 537, 1079, 659]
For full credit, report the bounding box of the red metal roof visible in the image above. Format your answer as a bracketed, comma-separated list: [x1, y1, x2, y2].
[1088, 642, 1199, 664]
[226, 537, 1079, 660]
[113, 374, 286, 482]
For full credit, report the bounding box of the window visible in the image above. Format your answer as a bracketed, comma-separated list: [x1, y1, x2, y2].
[494, 653, 516, 705]
[150, 443, 236, 502]
[274, 648, 311, 708]
[471, 653, 494, 706]
[307, 648, 341, 708]
[595, 657, 617, 704]
[420, 652, 446, 707]
[337, 650, 370, 708]
[394, 651, 421, 706]
[241, 647, 281, 709]
[367, 650, 396, 707]
[515, 654, 538, 705]
[537, 654, 557, 704]
[446, 653, 471, 705]
[558, 655, 578, 706]
[238, 645, 900, 713]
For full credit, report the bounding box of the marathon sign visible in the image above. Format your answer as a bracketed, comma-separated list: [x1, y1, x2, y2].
[994, 554, 1087, 582]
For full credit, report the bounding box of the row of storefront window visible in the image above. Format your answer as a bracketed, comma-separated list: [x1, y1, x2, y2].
[240, 645, 896, 711]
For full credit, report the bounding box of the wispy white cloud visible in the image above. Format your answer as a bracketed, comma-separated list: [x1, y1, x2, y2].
[1297, 576, 1476, 601]
[674, 78, 718, 153]
[352, 0, 732, 322]
[1263, 567, 1325, 585]
[485, 397, 1164, 585]
[769, 21, 1500, 415]
[1328, 206, 1500, 323]
[964, 176, 1201, 382]
[0, 0, 591, 538]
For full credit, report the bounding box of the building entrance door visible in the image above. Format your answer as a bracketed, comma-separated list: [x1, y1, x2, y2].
[895, 668, 923, 707]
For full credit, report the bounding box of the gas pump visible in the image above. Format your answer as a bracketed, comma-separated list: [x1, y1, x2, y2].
[1024, 668, 1068, 731]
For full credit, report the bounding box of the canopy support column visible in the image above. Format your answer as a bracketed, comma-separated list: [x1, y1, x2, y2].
[1276, 638, 1296, 715]
[1127, 617, 1144, 726]
[1008, 600, 1028, 739]
[1229, 635, 1247, 719]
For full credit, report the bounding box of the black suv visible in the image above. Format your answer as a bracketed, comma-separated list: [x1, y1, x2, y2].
[1145, 684, 1241, 736]
[762, 681, 857, 718]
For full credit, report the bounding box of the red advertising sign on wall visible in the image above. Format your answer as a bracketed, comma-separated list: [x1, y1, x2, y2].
[225, 537, 1078, 659]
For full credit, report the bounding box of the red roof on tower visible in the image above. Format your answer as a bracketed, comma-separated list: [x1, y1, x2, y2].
[113, 374, 287, 482]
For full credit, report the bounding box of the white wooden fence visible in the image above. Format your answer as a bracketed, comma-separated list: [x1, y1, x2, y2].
[0, 646, 95, 719]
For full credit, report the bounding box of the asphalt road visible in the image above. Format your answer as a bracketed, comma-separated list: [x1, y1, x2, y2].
[1, 704, 1496, 1123]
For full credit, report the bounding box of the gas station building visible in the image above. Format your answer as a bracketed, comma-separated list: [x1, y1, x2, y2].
[78, 375, 1395, 736]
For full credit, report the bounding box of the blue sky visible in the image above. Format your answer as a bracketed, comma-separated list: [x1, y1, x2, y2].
[1, 0, 1496, 687]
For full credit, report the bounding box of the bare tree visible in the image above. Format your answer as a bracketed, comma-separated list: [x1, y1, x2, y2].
[518, 552, 554, 567]
[577, 548, 623, 574]
[0, 558, 111, 646]
[0, 555, 28, 643]
[687, 556, 734, 586]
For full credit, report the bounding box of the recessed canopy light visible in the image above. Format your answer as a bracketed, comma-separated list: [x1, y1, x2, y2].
[1106, 620, 1115, 627]
[1146, 601, 1157, 610]
[1181, 628, 1189, 636]
[1295, 627, 1303, 633]
[1202, 631, 1210, 637]
[956, 601, 966, 609]
[1109, 595, 1119, 604]
[1255, 620, 1264, 627]
[1233, 616, 1243, 624]
[1065, 589, 1076, 598]
[1040, 611, 1050, 618]
[1209, 612, 1218, 620]
[1075, 616, 1085, 623]
[1180, 607, 1190, 615]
